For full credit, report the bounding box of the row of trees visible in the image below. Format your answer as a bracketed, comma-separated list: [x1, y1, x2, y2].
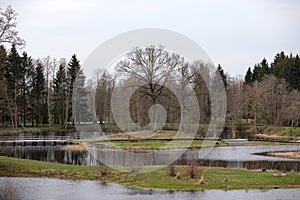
[0, 44, 88, 127]
[245, 52, 300, 90]
[95, 46, 226, 132]
[226, 52, 300, 135]
[0, 5, 90, 128]
[94, 48, 300, 134]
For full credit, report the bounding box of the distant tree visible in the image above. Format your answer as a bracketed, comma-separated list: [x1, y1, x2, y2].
[116, 46, 181, 131]
[4, 44, 21, 127]
[72, 65, 90, 124]
[251, 65, 259, 83]
[31, 62, 46, 126]
[52, 63, 67, 125]
[260, 58, 270, 75]
[19, 52, 34, 126]
[65, 55, 80, 125]
[270, 52, 300, 90]
[66, 54, 89, 125]
[283, 90, 300, 131]
[289, 54, 300, 91]
[95, 71, 114, 124]
[0, 5, 25, 47]
[192, 62, 211, 124]
[244, 67, 252, 85]
[216, 64, 228, 88]
[226, 76, 244, 138]
[250, 58, 270, 82]
[270, 51, 288, 79]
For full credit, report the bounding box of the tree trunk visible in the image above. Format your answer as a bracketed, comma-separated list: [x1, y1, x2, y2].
[290, 119, 294, 133]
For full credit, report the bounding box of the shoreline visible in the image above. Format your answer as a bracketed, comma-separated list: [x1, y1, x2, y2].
[1, 156, 300, 191]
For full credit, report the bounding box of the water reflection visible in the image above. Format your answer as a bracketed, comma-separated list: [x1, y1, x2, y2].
[1, 145, 300, 171]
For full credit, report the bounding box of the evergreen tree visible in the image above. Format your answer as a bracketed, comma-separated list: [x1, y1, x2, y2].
[270, 51, 288, 78]
[19, 52, 34, 126]
[252, 65, 259, 82]
[31, 62, 46, 126]
[217, 64, 228, 88]
[73, 67, 90, 124]
[245, 67, 252, 85]
[52, 63, 67, 125]
[270, 52, 300, 90]
[259, 58, 270, 77]
[65, 54, 90, 124]
[4, 44, 21, 127]
[291, 54, 300, 90]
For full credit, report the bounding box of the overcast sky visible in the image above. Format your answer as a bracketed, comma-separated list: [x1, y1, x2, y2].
[1, 0, 300, 77]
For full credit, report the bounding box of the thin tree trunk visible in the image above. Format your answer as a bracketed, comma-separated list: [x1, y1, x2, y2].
[4, 82, 15, 128]
[290, 119, 294, 133]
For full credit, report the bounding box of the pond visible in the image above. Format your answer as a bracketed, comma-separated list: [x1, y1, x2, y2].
[1, 177, 299, 200]
[1, 144, 300, 171]
[1, 131, 300, 171]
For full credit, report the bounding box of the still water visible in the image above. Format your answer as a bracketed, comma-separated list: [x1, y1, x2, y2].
[1, 145, 300, 163]
[1, 132, 300, 171]
[1, 177, 299, 200]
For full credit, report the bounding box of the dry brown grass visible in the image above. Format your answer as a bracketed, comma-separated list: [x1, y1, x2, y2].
[267, 151, 300, 159]
[60, 144, 87, 151]
[105, 130, 198, 140]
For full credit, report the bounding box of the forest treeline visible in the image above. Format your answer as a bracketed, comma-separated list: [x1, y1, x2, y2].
[0, 5, 299, 131]
[227, 52, 300, 133]
[96, 48, 300, 133]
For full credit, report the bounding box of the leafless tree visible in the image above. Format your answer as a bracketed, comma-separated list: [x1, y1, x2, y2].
[42, 56, 56, 126]
[283, 90, 300, 132]
[116, 45, 181, 131]
[243, 75, 288, 127]
[226, 75, 244, 138]
[95, 70, 115, 125]
[0, 6, 25, 47]
[192, 61, 211, 125]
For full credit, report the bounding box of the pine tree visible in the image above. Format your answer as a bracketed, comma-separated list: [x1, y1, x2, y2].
[52, 63, 67, 125]
[217, 64, 228, 88]
[73, 67, 90, 124]
[260, 58, 270, 75]
[19, 52, 34, 126]
[252, 65, 259, 82]
[4, 44, 21, 127]
[66, 54, 90, 125]
[245, 67, 252, 85]
[31, 62, 46, 126]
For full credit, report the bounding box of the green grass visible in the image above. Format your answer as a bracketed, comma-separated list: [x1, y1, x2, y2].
[277, 127, 300, 137]
[1, 156, 300, 190]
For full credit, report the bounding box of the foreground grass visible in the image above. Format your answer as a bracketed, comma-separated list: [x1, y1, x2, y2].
[1, 156, 300, 190]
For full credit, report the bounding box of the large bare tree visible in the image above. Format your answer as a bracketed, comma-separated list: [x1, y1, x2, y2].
[116, 46, 181, 131]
